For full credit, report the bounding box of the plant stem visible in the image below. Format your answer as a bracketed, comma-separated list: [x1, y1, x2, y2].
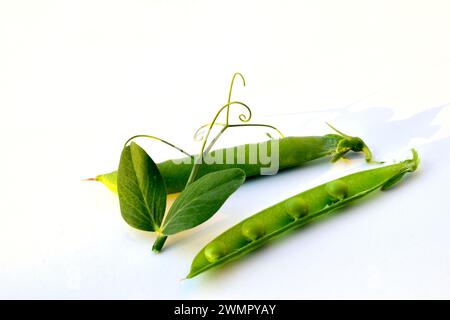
[185, 125, 227, 187]
[145, 74, 284, 253]
[152, 234, 168, 253]
[151, 75, 256, 252]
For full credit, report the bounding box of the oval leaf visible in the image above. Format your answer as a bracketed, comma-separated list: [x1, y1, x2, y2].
[161, 169, 246, 235]
[117, 142, 167, 231]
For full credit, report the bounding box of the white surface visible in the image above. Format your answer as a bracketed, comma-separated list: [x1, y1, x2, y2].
[1, 0, 450, 299]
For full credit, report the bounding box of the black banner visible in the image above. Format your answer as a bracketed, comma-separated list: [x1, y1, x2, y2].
[0, 300, 447, 319]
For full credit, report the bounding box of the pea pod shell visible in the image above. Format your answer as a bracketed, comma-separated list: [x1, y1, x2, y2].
[187, 150, 419, 278]
[96, 134, 373, 194]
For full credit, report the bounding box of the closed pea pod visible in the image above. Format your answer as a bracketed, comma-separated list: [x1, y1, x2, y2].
[93, 126, 375, 195]
[88, 73, 384, 254]
[187, 150, 419, 279]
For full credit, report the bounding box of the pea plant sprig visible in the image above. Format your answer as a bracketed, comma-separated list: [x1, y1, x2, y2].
[116, 73, 284, 252]
[186, 72, 284, 187]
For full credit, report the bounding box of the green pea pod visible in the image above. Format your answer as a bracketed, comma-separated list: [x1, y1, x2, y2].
[93, 129, 374, 194]
[187, 149, 419, 279]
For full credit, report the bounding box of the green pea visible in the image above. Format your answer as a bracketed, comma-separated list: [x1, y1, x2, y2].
[204, 242, 226, 263]
[242, 220, 265, 241]
[285, 198, 309, 219]
[187, 149, 419, 278]
[93, 129, 374, 195]
[326, 180, 348, 201]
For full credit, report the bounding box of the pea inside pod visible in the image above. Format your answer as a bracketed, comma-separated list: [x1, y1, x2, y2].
[204, 242, 226, 263]
[326, 180, 349, 202]
[242, 220, 266, 241]
[285, 198, 309, 220]
[187, 149, 419, 279]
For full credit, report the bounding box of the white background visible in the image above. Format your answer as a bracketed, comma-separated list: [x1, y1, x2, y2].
[1, 0, 450, 299]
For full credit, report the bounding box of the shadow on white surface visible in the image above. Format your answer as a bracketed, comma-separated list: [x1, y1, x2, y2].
[180, 106, 450, 299]
[0, 103, 449, 299]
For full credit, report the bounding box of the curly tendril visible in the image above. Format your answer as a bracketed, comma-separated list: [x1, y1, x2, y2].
[226, 72, 246, 124]
[193, 100, 253, 141]
[228, 124, 285, 138]
[193, 122, 226, 142]
[199, 101, 251, 154]
[238, 105, 252, 122]
[124, 134, 193, 159]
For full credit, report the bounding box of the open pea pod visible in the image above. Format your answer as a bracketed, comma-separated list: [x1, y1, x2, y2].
[94, 126, 375, 195]
[187, 150, 419, 279]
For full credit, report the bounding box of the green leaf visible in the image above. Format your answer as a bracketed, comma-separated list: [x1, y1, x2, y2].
[117, 142, 167, 231]
[161, 169, 246, 235]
